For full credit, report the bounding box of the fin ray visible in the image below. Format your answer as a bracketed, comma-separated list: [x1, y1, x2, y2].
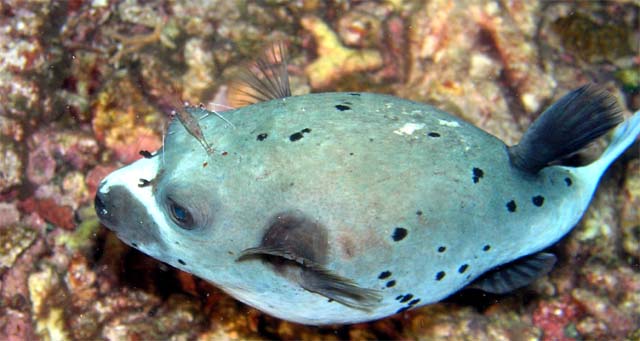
[230, 42, 291, 107]
[237, 246, 381, 311]
[469, 252, 557, 294]
[300, 267, 382, 312]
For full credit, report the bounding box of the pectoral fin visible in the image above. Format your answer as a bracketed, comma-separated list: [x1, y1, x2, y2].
[238, 246, 381, 311]
[300, 265, 382, 311]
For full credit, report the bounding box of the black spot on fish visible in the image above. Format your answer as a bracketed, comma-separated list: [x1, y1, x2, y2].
[400, 294, 414, 303]
[483, 244, 491, 251]
[289, 132, 304, 142]
[428, 132, 441, 137]
[436, 271, 446, 281]
[506, 200, 517, 212]
[349, 93, 361, 96]
[437, 246, 446, 253]
[378, 271, 392, 279]
[335, 104, 351, 111]
[369, 138, 374, 142]
[139, 150, 153, 158]
[131, 242, 138, 248]
[472, 167, 484, 183]
[458, 264, 468, 273]
[328, 298, 334, 302]
[409, 298, 420, 306]
[565, 177, 572, 186]
[178, 259, 186, 265]
[289, 128, 312, 142]
[532, 195, 545, 207]
[392, 227, 408, 241]
[138, 178, 151, 188]
[386, 280, 396, 288]
[349, 152, 354, 156]
[396, 306, 410, 314]
[416, 210, 423, 216]
[257, 133, 268, 141]
[395, 295, 403, 300]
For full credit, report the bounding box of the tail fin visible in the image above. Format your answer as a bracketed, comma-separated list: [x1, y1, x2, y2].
[584, 110, 640, 174]
[508, 84, 623, 173]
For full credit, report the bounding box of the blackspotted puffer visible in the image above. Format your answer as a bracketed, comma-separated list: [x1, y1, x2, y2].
[94, 48, 640, 325]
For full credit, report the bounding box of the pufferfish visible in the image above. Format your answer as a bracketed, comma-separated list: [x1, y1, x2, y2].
[94, 45, 640, 325]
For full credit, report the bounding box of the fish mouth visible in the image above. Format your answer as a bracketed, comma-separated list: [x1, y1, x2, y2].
[94, 183, 116, 230]
[94, 177, 166, 250]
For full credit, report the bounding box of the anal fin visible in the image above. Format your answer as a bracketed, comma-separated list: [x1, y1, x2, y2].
[469, 252, 557, 294]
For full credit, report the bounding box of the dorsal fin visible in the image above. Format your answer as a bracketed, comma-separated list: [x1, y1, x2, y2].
[229, 42, 292, 107]
[508, 84, 623, 173]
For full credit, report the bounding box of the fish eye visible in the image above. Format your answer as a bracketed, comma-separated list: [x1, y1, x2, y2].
[168, 198, 195, 229]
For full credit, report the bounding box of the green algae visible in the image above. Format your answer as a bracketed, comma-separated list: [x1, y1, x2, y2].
[55, 205, 100, 251]
[551, 12, 633, 63]
[615, 67, 640, 93]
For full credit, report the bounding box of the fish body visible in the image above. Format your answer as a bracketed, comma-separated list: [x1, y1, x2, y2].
[95, 60, 640, 325]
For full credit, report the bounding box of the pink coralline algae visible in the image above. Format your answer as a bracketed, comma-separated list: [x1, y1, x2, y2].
[18, 197, 75, 230]
[532, 295, 582, 341]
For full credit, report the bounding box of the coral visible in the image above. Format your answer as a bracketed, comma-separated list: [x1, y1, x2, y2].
[85, 165, 117, 199]
[0, 202, 20, 228]
[532, 295, 582, 341]
[26, 143, 56, 185]
[0, 141, 22, 192]
[91, 85, 162, 164]
[616, 67, 640, 93]
[574, 171, 620, 262]
[0, 224, 37, 270]
[18, 198, 75, 230]
[538, 2, 638, 91]
[25, 129, 99, 187]
[55, 211, 100, 251]
[181, 37, 217, 101]
[551, 12, 633, 64]
[572, 288, 634, 338]
[300, 15, 383, 90]
[28, 264, 71, 340]
[470, 1, 555, 115]
[621, 159, 640, 260]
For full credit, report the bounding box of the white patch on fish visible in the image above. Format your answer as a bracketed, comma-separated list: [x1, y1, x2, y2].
[393, 123, 425, 135]
[438, 119, 460, 127]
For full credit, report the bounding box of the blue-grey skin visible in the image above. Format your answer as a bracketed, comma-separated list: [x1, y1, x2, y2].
[95, 89, 640, 325]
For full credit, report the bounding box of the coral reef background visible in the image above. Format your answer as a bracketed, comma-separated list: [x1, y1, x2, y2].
[0, 1, 638, 340]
